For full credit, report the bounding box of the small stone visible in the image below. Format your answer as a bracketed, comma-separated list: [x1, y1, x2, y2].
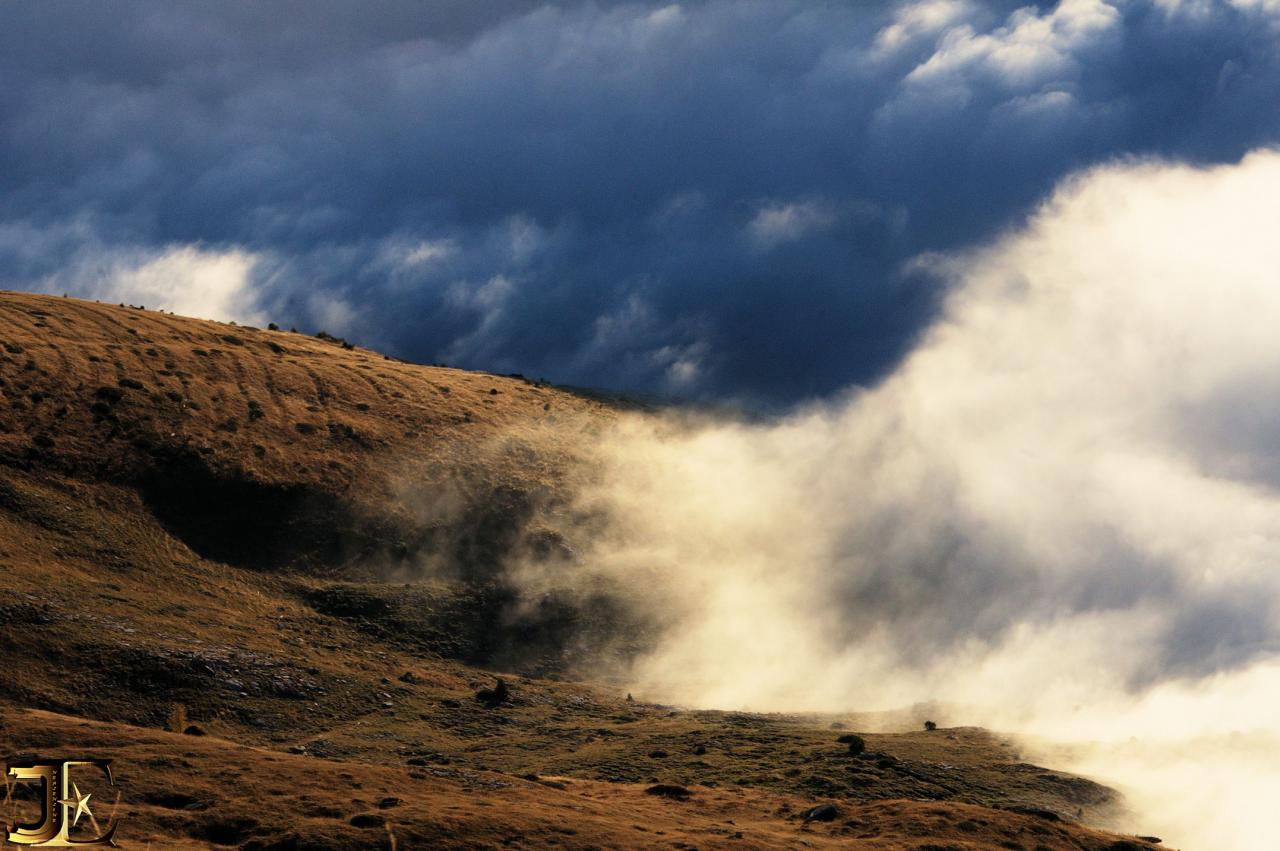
[644, 784, 691, 799]
[803, 804, 839, 822]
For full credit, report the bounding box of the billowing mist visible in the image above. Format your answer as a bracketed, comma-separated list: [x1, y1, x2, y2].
[512, 150, 1280, 849]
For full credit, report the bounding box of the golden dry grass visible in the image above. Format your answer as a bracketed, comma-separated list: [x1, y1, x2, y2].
[0, 709, 1159, 850]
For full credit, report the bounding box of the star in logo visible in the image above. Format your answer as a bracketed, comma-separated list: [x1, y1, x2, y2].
[58, 782, 96, 830]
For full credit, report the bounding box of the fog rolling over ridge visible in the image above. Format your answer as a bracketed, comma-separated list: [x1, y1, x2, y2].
[508, 151, 1280, 850]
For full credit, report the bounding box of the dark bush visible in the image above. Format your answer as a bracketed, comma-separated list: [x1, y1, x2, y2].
[475, 678, 510, 708]
[837, 734, 866, 755]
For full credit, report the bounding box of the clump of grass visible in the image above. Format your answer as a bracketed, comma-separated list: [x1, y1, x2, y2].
[166, 703, 188, 733]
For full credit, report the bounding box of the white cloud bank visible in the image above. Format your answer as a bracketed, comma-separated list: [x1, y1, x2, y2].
[89, 246, 267, 325]
[538, 149, 1280, 850]
[3, 225, 269, 326]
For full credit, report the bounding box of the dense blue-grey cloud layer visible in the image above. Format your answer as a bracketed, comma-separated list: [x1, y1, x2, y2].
[2, 0, 1279, 403]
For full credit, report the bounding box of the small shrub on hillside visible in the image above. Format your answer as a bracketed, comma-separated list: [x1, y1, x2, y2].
[837, 733, 866, 755]
[475, 678, 509, 708]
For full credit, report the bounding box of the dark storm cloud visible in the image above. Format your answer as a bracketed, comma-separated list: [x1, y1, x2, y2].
[2, 0, 1279, 403]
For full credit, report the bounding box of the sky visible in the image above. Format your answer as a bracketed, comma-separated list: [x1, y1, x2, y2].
[4, 0, 1280, 405]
